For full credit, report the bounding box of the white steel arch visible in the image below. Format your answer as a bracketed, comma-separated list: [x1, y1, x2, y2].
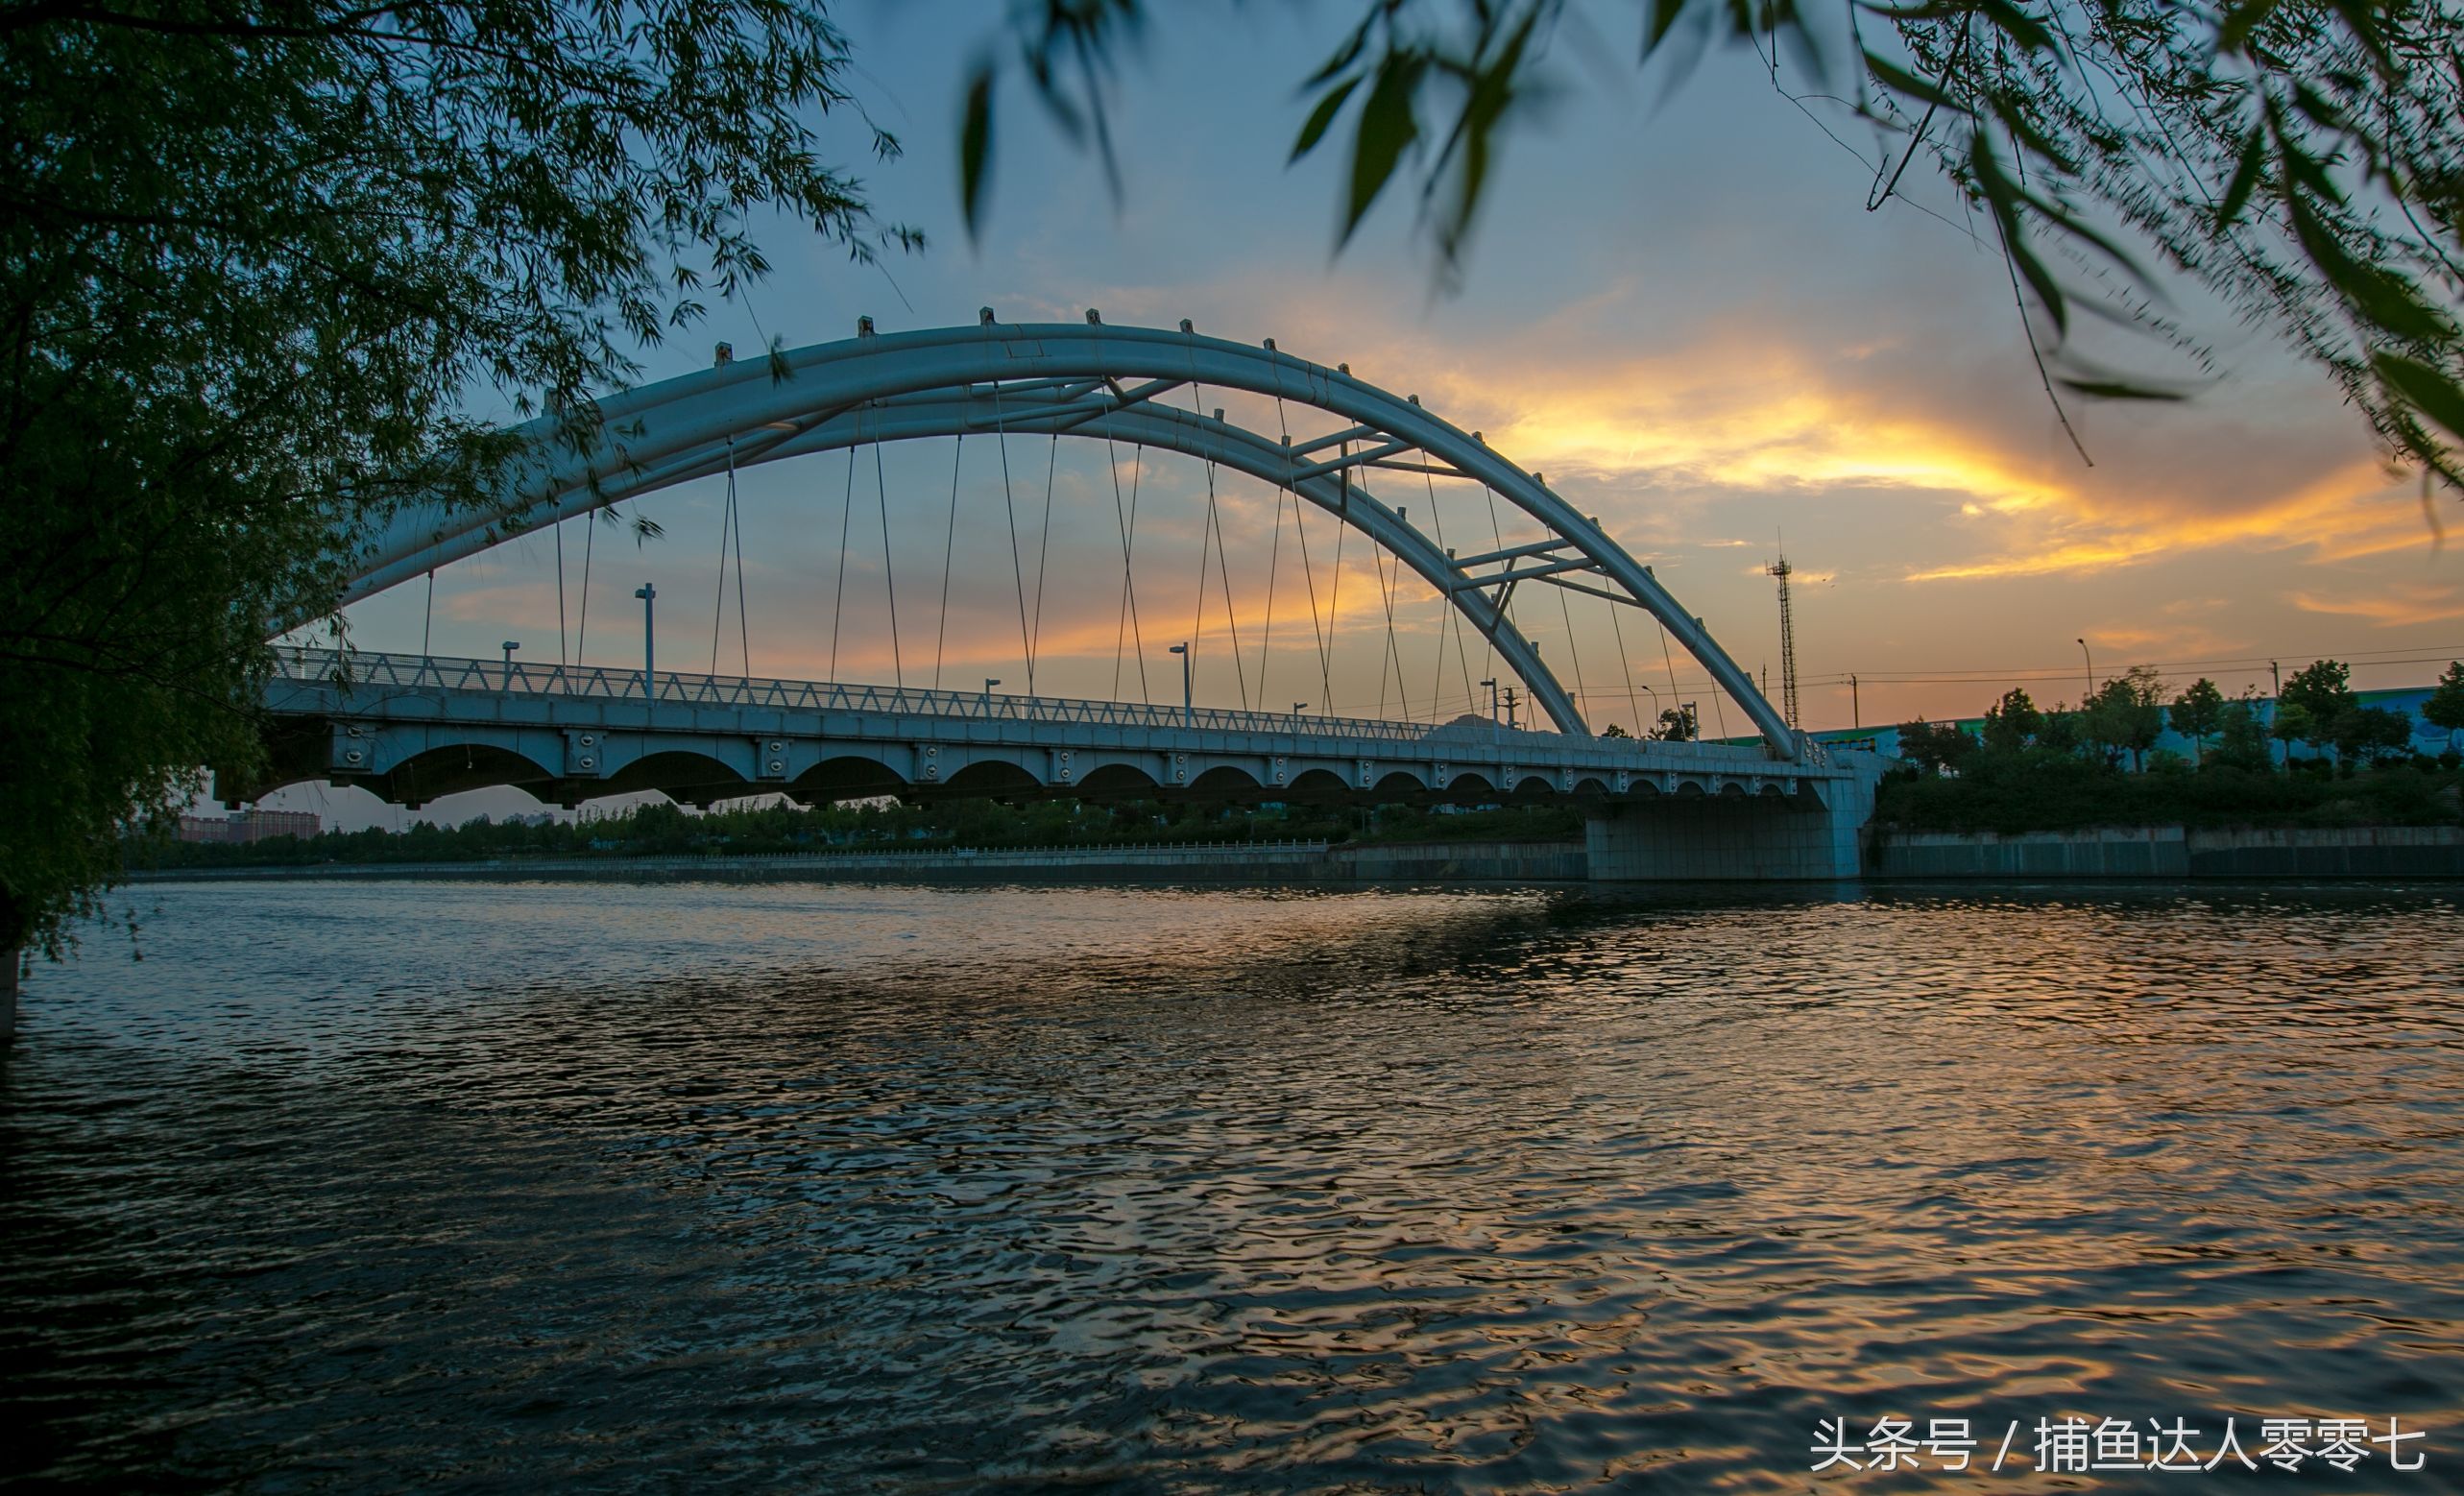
[347, 316, 1802, 758]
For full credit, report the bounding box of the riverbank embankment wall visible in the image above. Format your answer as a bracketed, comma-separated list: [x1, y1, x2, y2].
[1869, 825, 2464, 879]
[121, 825, 2463, 885]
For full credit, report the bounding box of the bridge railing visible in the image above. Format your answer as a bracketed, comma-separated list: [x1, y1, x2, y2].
[271, 647, 1548, 748]
[269, 648, 1804, 768]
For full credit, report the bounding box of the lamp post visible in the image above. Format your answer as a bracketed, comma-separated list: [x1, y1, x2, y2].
[1293, 701, 1309, 719]
[1635, 681, 1657, 736]
[633, 583, 656, 699]
[501, 640, 519, 669]
[1481, 677, 1499, 726]
[2270, 661, 2283, 769]
[1169, 643, 1192, 727]
[981, 678, 1001, 714]
[2077, 637, 2096, 698]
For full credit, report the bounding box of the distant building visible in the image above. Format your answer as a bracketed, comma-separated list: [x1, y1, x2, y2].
[1748, 680, 2459, 765]
[179, 808, 320, 843]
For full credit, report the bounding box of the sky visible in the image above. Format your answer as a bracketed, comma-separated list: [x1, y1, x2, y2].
[261, 1, 2461, 828]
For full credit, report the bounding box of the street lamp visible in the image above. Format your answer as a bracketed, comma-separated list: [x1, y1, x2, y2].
[2270, 661, 2283, 769]
[2077, 637, 2095, 697]
[633, 583, 656, 698]
[1293, 701, 1309, 717]
[981, 678, 1001, 713]
[1481, 677, 1499, 726]
[501, 639, 519, 669]
[1635, 681, 1657, 736]
[1169, 643, 1192, 727]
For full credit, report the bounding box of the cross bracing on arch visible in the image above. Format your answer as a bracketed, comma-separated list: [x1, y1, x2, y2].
[345, 317, 1803, 760]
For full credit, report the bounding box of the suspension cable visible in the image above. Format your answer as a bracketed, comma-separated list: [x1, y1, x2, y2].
[1277, 392, 1336, 712]
[1370, 532, 1408, 720]
[1478, 481, 1507, 696]
[1027, 431, 1057, 693]
[994, 382, 1035, 694]
[830, 419, 858, 681]
[1105, 434, 1150, 703]
[1289, 493, 1336, 716]
[1207, 463, 1248, 710]
[576, 508, 595, 664]
[1255, 468, 1287, 710]
[1556, 571, 1590, 727]
[733, 446, 751, 676]
[932, 434, 963, 690]
[710, 440, 736, 674]
[1657, 619, 1682, 736]
[874, 434, 903, 688]
[1424, 468, 1477, 721]
[1327, 454, 1349, 691]
[1177, 338, 1248, 711]
[1608, 594, 1642, 735]
[554, 510, 568, 668]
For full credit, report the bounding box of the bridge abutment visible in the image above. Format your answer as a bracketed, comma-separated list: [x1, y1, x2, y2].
[1583, 755, 1884, 881]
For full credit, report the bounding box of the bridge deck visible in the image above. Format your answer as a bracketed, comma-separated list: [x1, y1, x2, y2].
[252, 648, 1844, 811]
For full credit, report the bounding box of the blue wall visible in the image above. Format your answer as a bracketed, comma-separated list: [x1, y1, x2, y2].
[1726, 684, 2461, 764]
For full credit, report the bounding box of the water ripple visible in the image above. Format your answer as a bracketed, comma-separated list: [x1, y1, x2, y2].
[4, 881, 2462, 1491]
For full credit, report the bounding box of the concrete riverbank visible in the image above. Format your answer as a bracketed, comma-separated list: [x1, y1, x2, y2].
[122, 825, 2464, 886]
[124, 839, 1592, 886]
[1869, 824, 2464, 879]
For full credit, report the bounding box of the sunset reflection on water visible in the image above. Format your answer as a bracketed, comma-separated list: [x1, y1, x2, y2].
[4, 881, 2460, 1491]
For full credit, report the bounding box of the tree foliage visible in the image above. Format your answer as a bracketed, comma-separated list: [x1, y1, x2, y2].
[982, 0, 2464, 489]
[2424, 660, 2464, 743]
[2169, 677, 2226, 763]
[2081, 664, 2167, 770]
[1895, 717, 1978, 776]
[1981, 687, 2042, 753]
[1878, 674, 2459, 831]
[1, 0, 910, 954]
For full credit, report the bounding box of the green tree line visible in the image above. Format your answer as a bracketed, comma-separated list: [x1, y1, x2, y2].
[1882, 659, 2464, 832]
[128, 797, 1588, 871]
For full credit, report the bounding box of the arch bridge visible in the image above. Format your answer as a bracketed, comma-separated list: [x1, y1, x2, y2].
[258, 317, 1884, 879]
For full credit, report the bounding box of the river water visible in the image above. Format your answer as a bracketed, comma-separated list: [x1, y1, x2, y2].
[4, 880, 2461, 1492]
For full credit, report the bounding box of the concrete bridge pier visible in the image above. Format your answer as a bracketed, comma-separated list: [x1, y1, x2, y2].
[1583, 752, 1887, 881]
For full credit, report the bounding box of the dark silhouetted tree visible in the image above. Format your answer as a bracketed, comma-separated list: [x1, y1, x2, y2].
[2, 2, 912, 965]
[2425, 662, 2464, 750]
[2169, 678, 2226, 766]
[1981, 688, 2042, 755]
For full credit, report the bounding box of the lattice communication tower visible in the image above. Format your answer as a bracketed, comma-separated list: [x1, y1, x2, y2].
[1767, 552, 1800, 730]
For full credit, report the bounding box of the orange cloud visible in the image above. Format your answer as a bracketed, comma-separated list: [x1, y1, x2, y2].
[1163, 285, 2433, 586]
[2294, 582, 2464, 628]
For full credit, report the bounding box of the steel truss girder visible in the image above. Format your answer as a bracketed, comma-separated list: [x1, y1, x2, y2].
[345, 322, 1798, 756]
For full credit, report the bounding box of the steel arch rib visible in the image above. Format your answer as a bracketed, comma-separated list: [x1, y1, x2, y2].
[345, 321, 1799, 757]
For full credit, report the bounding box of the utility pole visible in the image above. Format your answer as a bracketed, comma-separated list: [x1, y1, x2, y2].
[1502, 686, 1520, 730]
[633, 583, 656, 699]
[1766, 550, 1800, 730]
[1850, 674, 1860, 732]
[2270, 660, 2283, 769]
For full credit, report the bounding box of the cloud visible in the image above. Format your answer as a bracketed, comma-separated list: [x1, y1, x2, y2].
[2293, 582, 2464, 628]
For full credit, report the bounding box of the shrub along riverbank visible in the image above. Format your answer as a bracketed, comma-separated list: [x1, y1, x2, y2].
[129, 800, 1586, 872]
[1878, 661, 2464, 835]
[1876, 754, 2464, 836]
